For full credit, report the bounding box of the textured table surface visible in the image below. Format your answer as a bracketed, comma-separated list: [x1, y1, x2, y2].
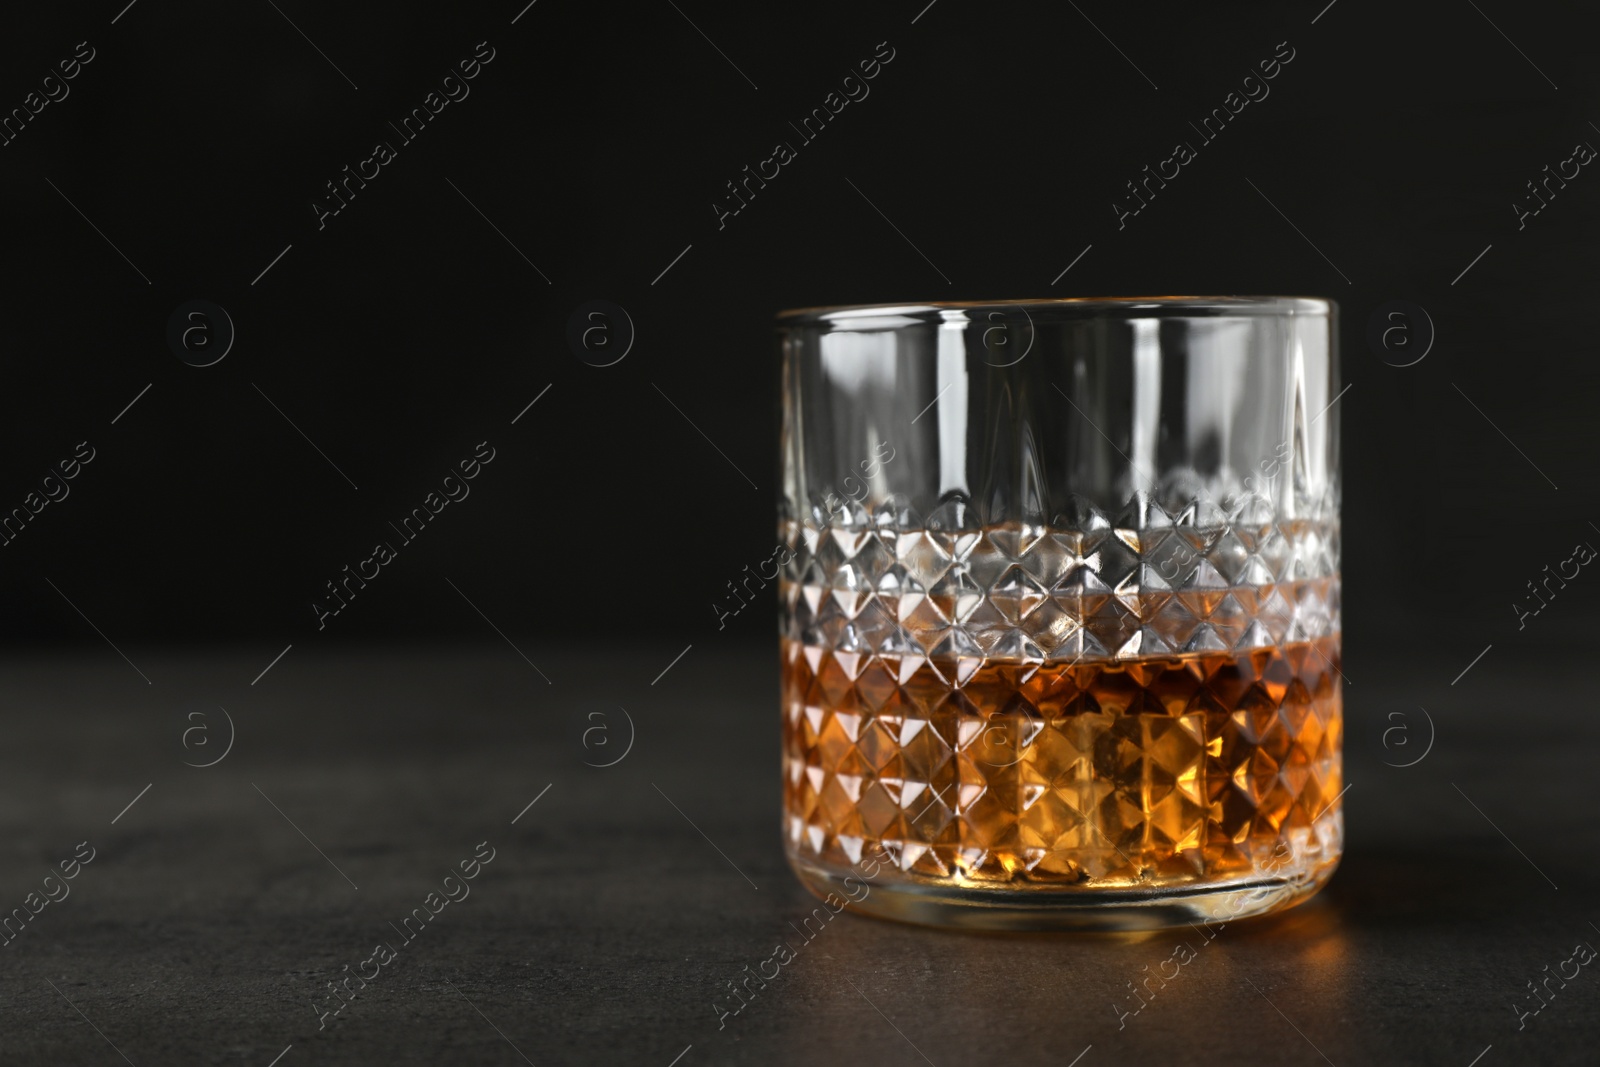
[0, 640, 1594, 1067]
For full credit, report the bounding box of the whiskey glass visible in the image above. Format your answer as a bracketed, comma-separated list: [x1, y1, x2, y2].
[776, 297, 1341, 930]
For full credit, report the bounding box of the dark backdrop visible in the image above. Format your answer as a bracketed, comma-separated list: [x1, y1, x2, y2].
[1, 0, 1593, 670]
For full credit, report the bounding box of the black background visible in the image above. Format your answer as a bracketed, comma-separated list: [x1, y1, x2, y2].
[3, 4, 1600, 1065]
[2, 0, 1593, 662]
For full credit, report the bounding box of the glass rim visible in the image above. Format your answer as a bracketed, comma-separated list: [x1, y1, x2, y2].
[776, 294, 1334, 324]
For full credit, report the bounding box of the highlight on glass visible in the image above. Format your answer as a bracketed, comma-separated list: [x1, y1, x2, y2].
[776, 297, 1341, 930]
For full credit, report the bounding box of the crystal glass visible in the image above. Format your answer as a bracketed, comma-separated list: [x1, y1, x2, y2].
[776, 297, 1341, 930]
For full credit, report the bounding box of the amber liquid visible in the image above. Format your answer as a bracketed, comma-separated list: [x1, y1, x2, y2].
[781, 635, 1342, 889]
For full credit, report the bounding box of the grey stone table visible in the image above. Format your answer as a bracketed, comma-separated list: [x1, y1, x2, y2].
[1, 640, 1595, 1066]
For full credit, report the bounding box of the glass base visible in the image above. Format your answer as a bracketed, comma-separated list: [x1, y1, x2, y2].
[788, 855, 1339, 932]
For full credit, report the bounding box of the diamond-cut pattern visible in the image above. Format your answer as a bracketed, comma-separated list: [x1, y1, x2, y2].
[781, 501, 1342, 893]
[782, 515, 1339, 659]
[782, 637, 1342, 889]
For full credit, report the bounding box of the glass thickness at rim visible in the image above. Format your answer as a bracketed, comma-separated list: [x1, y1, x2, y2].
[777, 295, 1334, 327]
